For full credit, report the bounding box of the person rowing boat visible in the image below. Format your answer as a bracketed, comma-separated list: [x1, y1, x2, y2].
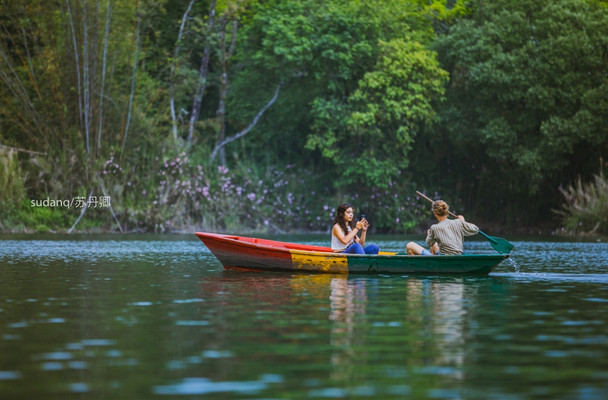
[406, 199, 478, 255]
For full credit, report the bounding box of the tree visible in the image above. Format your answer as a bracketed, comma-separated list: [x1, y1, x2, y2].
[307, 39, 448, 188]
[0, 0, 164, 231]
[0, 0, 142, 172]
[187, 0, 217, 144]
[434, 0, 608, 222]
[227, 0, 450, 188]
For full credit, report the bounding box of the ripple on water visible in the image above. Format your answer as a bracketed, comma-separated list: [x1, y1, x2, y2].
[175, 320, 209, 326]
[490, 272, 608, 283]
[1, 236, 607, 399]
[584, 297, 608, 303]
[0, 371, 22, 380]
[0, 239, 208, 265]
[70, 383, 89, 393]
[153, 377, 271, 395]
[173, 298, 205, 304]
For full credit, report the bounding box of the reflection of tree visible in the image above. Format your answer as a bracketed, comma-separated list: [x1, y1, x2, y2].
[197, 272, 295, 345]
[194, 272, 472, 396]
[194, 272, 339, 386]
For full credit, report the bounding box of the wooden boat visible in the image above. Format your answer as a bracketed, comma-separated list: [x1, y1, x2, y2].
[195, 232, 509, 275]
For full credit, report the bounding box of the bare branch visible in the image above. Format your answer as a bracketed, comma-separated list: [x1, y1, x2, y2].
[0, 47, 36, 113]
[0, 144, 46, 155]
[99, 178, 123, 233]
[210, 83, 281, 161]
[18, 27, 42, 102]
[0, 47, 47, 137]
[68, 189, 94, 234]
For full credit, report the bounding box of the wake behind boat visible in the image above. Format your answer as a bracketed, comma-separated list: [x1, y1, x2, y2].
[195, 232, 509, 275]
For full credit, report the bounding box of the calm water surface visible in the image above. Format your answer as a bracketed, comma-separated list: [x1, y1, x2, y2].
[1, 234, 607, 399]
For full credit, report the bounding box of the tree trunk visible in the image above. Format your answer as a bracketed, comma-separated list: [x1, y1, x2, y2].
[170, 0, 196, 143]
[216, 18, 237, 166]
[121, 14, 140, 154]
[82, 0, 91, 154]
[97, 0, 111, 154]
[187, 0, 217, 144]
[66, 0, 84, 129]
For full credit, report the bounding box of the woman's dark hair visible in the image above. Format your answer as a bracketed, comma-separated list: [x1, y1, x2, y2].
[333, 203, 354, 235]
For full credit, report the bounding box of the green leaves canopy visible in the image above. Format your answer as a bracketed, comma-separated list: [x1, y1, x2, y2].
[436, 0, 608, 193]
[233, 0, 450, 189]
[307, 39, 448, 188]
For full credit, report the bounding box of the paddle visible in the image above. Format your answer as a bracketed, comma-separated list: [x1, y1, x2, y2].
[415, 191, 514, 254]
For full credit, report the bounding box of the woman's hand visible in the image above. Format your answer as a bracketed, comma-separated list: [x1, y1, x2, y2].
[355, 220, 364, 230]
[360, 218, 370, 231]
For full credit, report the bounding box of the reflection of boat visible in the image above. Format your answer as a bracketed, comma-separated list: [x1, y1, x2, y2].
[195, 232, 509, 275]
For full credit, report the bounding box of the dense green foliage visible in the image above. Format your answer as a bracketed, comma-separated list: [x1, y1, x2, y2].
[1, 0, 607, 234]
[432, 0, 608, 222]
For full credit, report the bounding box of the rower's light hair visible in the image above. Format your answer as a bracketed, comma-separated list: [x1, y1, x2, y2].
[432, 200, 449, 217]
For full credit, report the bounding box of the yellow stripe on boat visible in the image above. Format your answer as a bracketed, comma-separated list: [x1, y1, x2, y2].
[291, 251, 349, 273]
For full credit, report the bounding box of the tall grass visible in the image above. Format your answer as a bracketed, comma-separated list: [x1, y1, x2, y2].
[0, 149, 24, 229]
[556, 172, 608, 235]
[0, 148, 26, 202]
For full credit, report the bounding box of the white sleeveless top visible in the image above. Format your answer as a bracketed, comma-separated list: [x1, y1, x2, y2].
[331, 225, 353, 251]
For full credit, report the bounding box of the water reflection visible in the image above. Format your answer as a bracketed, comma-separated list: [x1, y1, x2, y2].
[430, 280, 467, 374]
[2, 236, 608, 399]
[324, 275, 473, 395]
[252, 273, 473, 394]
[328, 276, 366, 383]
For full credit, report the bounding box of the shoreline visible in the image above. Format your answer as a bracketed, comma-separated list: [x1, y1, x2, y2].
[0, 224, 604, 240]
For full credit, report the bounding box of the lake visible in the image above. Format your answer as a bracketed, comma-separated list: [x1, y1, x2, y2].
[1, 234, 607, 399]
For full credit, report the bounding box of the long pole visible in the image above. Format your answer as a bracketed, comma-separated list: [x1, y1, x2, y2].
[415, 191, 514, 254]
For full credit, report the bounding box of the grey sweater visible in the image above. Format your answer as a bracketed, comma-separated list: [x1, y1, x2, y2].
[426, 219, 479, 255]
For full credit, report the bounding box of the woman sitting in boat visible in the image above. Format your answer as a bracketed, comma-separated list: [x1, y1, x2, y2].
[406, 200, 478, 255]
[331, 203, 379, 255]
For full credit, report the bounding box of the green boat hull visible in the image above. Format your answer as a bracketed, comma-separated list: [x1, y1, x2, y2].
[342, 253, 508, 274]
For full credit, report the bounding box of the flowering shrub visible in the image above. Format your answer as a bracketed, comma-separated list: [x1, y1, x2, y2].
[98, 151, 434, 233]
[148, 155, 333, 232]
[102, 153, 123, 176]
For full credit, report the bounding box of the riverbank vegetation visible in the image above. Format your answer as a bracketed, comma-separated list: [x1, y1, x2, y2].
[1, 0, 607, 234]
[556, 169, 608, 235]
